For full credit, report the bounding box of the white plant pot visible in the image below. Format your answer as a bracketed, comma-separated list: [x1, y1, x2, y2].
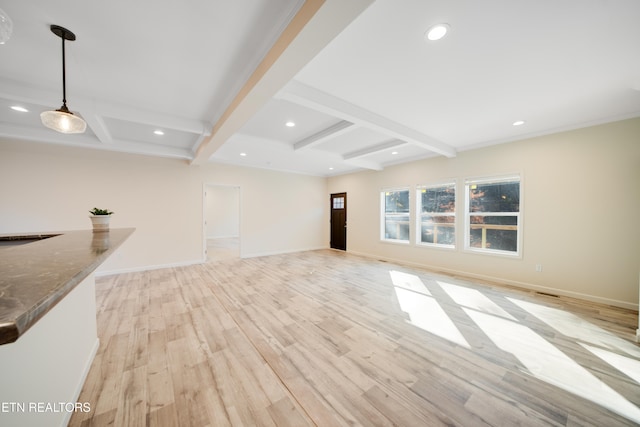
[90, 215, 111, 232]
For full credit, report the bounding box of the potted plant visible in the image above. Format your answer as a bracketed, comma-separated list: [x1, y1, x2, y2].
[89, 207, 113, 232]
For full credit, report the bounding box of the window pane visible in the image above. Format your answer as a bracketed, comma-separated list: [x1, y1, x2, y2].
[421, 185, 455, 213]
[384, 190, 410, 241]
[469, 181, 519, 213]
[465, 177, 520, 255]
[469, 215, 518, 252]
[386, 191, 409, 213]
[385, 214, 410, 240]
[420, 215, 455, 245]
[418, 184, 455, 246]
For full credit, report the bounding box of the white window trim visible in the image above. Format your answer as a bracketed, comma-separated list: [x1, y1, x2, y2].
[416, 182, 456, 249]
[463, 174, 523, 258]
[380, 187, 411, 244]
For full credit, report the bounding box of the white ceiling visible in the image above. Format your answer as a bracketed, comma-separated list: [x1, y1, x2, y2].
[1, 0, 639, 176]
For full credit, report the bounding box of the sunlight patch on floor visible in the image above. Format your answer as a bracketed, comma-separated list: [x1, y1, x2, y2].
[508, 298, 640, 359]
[389, 270, 431, 295]
[438, 281, 517, 321]
[390, 271, 469, 348]
[580, 343, 640, 384]
[466, 308, 640, 424]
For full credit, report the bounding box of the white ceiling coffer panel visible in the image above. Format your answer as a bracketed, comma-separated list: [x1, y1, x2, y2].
[342, 139, 408, 161]
[278, 80, 457, 158]
[293, 120, 355, 151]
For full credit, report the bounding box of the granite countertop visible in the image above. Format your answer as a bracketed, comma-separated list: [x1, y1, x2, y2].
[0, 228, 134, 345]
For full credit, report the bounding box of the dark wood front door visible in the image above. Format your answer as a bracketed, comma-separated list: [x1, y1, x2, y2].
[330, 193, 347, 250]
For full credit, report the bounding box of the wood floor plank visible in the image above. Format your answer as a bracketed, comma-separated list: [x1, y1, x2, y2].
[363, 385, 445, 426]
[265, 397, 310, 427]
[146, 404, 179, 427]
[147, 367, 174, 413]
[114, 365, 148, 427]
[463, 388, 561, 427]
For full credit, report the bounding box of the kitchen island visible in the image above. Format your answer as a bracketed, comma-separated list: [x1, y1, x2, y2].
[0, 228, 134, 427]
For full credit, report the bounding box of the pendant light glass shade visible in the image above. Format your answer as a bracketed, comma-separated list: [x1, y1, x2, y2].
[0, 8, 12, 45]
[40, 107, 87, 134]
[41, 25, 86, 134]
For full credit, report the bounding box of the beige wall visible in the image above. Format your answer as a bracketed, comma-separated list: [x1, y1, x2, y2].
[328, 118, 640, 308]
[199, 163, 328, 258]
[0, 140, 328, 272]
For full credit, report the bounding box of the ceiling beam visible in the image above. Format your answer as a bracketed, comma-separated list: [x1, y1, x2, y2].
[342, 139, 407, 160]
[88, 101, 210, 136]
[190, 0, 375, 165]
[293, 120, 354, 151]
[106, 139, 194, 160]
[343, 157, 383, 171]
[0, 123, 192, 159]
[278, 80, 457, 158]
[0, 123, 99, 147]
[82, 112, 113, 144]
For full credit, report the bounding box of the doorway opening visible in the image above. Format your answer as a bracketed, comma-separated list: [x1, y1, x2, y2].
[203, 184, 240, 261]
[330, 192, 347, 251]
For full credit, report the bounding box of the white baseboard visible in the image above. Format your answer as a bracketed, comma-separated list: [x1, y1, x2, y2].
[241, 245, 328, 259]
[96, 245, 330, 275]
[206, 235, 239, 240]
[347, 249, 639, 311]
[96, 258, 205, 276]
[96, 245, 331, 275]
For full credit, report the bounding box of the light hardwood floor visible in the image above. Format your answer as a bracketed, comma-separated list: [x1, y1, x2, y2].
[70, 250, 640, 426]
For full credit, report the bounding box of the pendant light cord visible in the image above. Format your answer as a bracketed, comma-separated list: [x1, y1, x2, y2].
[60, 31, 68, 110]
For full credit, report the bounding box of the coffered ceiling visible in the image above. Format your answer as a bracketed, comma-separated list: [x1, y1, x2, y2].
[1, 0, 639, 176]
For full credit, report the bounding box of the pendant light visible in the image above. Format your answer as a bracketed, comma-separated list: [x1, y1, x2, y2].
[40, 25, 86, 134]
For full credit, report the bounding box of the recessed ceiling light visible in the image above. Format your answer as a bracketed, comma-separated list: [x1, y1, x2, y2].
[10, 106, 28, 112]
[240, 152, 247, 157]
[153, 129, 164, 135]
[329, 167, 334, 170]
[425, 23, 450, 41]
[512, 120, 525, 126]
[285, 121, 295, 127]
[391, 151, 399, 155]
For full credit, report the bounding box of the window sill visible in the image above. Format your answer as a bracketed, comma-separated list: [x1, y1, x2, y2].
[464, 247, 522, 259]
[416, 243, 456, 251]
[380, 239, 410, 246]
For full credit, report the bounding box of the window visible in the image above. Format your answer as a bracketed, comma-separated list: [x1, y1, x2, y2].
[332, 196, 344, 209]
[381, 189, 410, 242]
[417, 183, 455, 248]
[465, 176, 521, 255]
